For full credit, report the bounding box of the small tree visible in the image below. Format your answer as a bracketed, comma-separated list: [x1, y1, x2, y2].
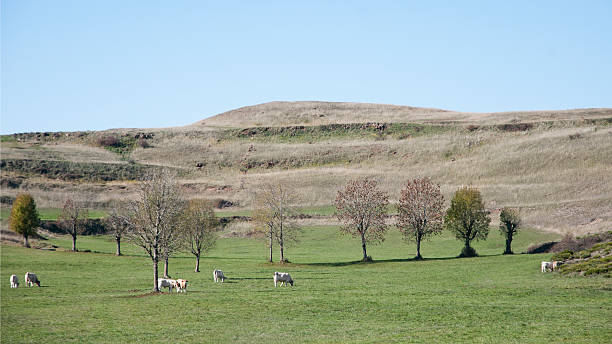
[253, 182, 301, 263]
[127, 169, 183, 292]
[444, 186, 491, 257]
[335, 178, 389, 261]
[58, 199, 89, 252]
[180, 199, 219, 272]
[396, 178, 445, 260]
[253, 201, 277, 263]
[499, 207, 521, 254]
[160, 216, 184, 278]
[9, 194, 40, 247]
[105, 204, 131, 256]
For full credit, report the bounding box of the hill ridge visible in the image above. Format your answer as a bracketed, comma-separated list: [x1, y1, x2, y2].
[194, 101, 612, 128]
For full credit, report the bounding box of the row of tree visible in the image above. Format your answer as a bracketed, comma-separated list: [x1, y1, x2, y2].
[9, 171, 521, 291]
[9, 170, 220, 292]
[334, 177, 521, 261]
[249, 177, 521, 263]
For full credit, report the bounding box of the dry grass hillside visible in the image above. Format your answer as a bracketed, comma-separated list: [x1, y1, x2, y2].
[195, 101, 612, 127]
[2, 101, 612, 235]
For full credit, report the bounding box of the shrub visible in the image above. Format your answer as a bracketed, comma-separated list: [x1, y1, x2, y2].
[497, 123, 533, 132]
[98, 135, 121, 147]
[137, 138, 150, 148]
[551, 250, 574, 261]
[0, 195, 15, 204]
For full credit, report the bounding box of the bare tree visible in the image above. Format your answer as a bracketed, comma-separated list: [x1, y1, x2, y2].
[105, 203, 131, 256]
[253, 182, 301, 263]
[58, 199, 89, 252]
[499, 207, 521, 254]
[160, 215, 184, 278]
[127, 169, 183, 292]
[335, 178, 389, 262]
[180, 199, 219, 272]
[397, 177, 445, 260]
[253, 201, 276, 262]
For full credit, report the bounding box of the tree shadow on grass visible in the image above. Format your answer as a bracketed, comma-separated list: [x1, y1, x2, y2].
[230, 277, 270, 280]
[300, 253, 504, 267]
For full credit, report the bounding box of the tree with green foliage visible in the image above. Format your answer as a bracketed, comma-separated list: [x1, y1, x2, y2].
[9, 193, 40, 247]
[179, 199, 219, 272]
[444, 186, 491, 257]
[335, 178, 389, 262]
[397, 177, 445, 260]
[58, 199, 89, 252]
[499, 207, 521, 254]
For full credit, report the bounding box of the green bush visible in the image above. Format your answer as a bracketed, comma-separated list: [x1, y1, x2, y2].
[552, 250, 574, 261]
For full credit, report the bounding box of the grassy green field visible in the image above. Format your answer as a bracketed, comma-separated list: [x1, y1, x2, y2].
[2, 227, 611, 343]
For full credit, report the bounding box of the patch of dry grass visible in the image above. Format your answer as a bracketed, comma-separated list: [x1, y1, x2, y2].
[2, 102, 611, 235]
[194, 101, 612, 127]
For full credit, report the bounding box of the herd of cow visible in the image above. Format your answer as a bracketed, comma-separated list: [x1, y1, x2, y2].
[8, 270, 294, 291]
[11, 262, 556, 291]
[9, 272, 40, 288]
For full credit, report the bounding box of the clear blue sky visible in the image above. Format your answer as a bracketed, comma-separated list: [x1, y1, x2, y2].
[2, 1, 611, 134]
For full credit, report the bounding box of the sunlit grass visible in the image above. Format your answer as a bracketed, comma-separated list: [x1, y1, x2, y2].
[2, 226, 610, 343]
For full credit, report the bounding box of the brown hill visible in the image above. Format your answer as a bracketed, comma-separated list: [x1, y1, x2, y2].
[2, 101, 612, 235]
[195, 101, 612, 127]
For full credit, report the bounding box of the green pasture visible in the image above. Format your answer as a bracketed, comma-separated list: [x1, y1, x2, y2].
[2, 227, 611, 343]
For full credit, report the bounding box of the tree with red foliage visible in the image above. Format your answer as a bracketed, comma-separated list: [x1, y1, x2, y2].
[397, 177, 445, 260]
[335, 178, 389, 262]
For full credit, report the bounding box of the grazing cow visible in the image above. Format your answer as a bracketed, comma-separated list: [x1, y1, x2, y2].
[273, 272, 294, 287]
[25, 272, 40, 287]
[213, 269, 226, 283]
[175, 279, 188, 292]
[541, 261, 553, 272]
[157, 278, 177, 292]
[552, 261, 563, 271]
[10, 275, 19, 288]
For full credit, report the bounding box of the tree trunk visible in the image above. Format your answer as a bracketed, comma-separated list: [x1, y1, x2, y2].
[195, 255, 200, 272]
[153, 259, 159, 292]
[24, 235, 30, 248]
[72, 234, 77, 252]
[279, 221, 284, 262]
[164, 257, 170, 278]
[115, 237, 121, 256]
[269, 232, 273, 262]
[504, 232, 513, 254]
[415, 233, 423, 260]
[361, 233, 368, 261]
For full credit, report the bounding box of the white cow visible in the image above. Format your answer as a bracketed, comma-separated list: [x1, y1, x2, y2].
[541, 261, 553, 272]
[25, 272, 40, 287]
[552, 261, 563, 271]
[274, 272, 294, 287]
[213, 269, 226, 283]
[157, 278, 177, 292]
[10, 275, 19, 288]
[175, 279, 188, 292]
